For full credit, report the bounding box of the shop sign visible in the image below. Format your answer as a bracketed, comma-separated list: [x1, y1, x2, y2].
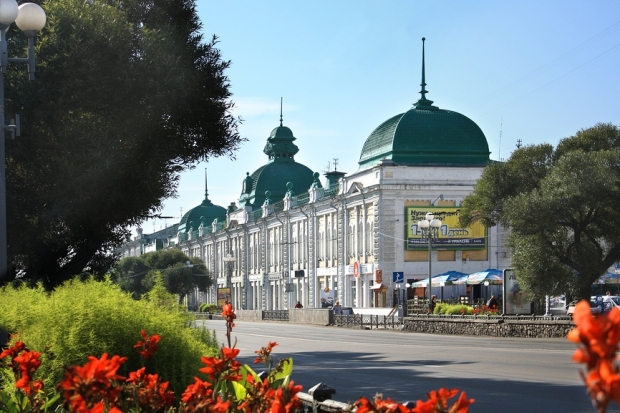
[374, 269, 383, 283]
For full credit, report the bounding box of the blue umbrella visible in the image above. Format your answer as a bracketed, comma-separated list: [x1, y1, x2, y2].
[598, 273, 620, 284]
[410, 271, 468, 287]
[455, 269, 503, 285]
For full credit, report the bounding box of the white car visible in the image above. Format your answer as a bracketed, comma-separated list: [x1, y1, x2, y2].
[567, 300, 603, 316]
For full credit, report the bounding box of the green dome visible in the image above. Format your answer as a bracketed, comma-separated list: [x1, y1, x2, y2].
[239, 117, 315, 209]
[239, 162, 314, 208]
[178, 172, 227, 233]
[358, 37, 491, 170]
[358, 106, 490, 169]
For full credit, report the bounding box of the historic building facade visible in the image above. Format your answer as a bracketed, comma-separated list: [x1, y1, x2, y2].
[120, 42, 512, 310]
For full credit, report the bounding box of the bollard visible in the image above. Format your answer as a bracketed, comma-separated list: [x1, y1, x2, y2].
[308, 382, 336, 413]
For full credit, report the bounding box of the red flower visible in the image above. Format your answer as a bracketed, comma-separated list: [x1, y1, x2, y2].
[267, 380, 303, 413]
[254, 341, 279, 365]
[13, 349, 42, 392]
[569, 300, 620, 411]
[354, 394, 411, 412]
[59, 353, 127, 413]
[0, 341, 25, 359]
[133, 329, 161, 360]
[199, 347, 242, 382]
[125, 367, 175, 410]
[181, 377, 230, 412]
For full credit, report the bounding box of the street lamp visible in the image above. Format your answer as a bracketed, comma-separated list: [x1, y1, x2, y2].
[222, 252, 235, 288]
[0, 0, 46, 280]
[418, 212, 442, 312]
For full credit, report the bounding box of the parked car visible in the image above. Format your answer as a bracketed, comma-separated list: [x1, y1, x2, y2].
[567, 300, 603, 316]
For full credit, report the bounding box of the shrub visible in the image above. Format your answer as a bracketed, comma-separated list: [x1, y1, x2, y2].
[0, 277, 219, 397]
[442, 304, 473, 315]
[434, 303, 449, 314]
[199, 303, 219, 313]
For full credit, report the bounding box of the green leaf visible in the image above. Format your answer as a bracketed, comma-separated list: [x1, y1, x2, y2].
[272, 357, 293, 382]
[231, 380, 247, 401]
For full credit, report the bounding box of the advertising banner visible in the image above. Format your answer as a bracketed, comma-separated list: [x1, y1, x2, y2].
[217, 288, 231, 307]
[503, 269, 532, 314]
[405, 207, 486, 250]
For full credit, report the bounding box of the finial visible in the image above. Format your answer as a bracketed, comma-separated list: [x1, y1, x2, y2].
[414, 37, 436, 109]
[205, 168, 209, 199]
[420, 38, 428, 100]
[280, 97, 283, 126]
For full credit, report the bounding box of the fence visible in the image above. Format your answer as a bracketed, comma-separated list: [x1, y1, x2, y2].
[263, 310, 289, 321]
[333, 314, 402, 329]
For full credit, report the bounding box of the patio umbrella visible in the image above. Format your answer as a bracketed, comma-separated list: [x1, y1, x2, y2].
[598, 273, 620, 284]
[454, 269, 503, 285]
[410, 271, 468, 288]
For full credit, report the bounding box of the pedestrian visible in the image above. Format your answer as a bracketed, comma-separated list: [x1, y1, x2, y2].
[429, 295, 437, 313]
[295, 301, 303, 309]
[487, 295, 498, 309]
[333, 301, 342, 315]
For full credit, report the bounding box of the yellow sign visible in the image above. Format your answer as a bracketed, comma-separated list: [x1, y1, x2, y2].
[405, 207, 486, 250]
[217, 288, 231, 307]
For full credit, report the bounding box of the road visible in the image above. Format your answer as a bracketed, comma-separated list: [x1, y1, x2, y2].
[198, 319, 615, 413]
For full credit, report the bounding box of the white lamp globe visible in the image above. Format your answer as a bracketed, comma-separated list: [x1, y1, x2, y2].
[15, 2, 46, 33]
[418, 220, 430, 229]
[0, 0, 19, 26]
[425, 212, 434, 221]
[430, 219, 442, 228]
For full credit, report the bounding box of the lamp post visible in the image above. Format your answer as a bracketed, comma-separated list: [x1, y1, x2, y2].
[0, 0, 46, 280]
[418, 212, 442, 312]
[223, 253, 235, 303]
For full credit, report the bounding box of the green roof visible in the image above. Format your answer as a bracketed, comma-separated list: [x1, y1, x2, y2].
[178, 171, 226, 232]
[358, 37, 491, 170]
[239, 118, 315, 209]
[358, 106, 490, 169]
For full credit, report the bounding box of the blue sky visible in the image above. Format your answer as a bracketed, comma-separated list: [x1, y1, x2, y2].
[138, 1, 620, 234]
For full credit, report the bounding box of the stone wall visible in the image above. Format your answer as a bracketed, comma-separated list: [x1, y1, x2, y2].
[403, 316, 574, 338]
[289, 309, 332, 326]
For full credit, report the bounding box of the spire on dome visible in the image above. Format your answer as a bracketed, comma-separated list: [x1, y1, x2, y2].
[414, 37, 438, 110]
[201, 168, 213, 206]
[263, 97, 299, 161]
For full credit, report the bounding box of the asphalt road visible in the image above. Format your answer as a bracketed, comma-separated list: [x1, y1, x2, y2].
[198, 319, 616, 413]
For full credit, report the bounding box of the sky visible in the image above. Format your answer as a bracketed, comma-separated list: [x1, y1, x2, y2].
[137, 1, 620, 235]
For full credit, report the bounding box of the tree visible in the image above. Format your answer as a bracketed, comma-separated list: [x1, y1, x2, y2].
[461, 123, 620, 300]
[114, 249, 211, 302]
[3, 0, 241, 288]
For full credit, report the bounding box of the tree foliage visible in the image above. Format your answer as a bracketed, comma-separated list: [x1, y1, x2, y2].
[461, 123, 620, 300]
[3, 0, 241, 288]
[114, 249, 211, 302]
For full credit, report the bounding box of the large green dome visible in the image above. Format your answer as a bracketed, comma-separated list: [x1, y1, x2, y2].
[359, 37, 490, 170]
[239, 116, 315, 209]
[358, 106, 490, 169]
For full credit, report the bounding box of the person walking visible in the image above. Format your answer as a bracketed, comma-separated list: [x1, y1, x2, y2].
[429, 295, 437, 314]
[333, 301, 342, 315]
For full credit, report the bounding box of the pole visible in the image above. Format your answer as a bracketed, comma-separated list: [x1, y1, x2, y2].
[427, 228, 432, 312]
[0, 27, 7, 281]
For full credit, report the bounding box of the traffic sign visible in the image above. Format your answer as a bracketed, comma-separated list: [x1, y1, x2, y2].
[353, 261, 359, 278]
[393, 272, 404, 283]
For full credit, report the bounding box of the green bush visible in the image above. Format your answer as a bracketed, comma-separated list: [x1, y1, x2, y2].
[445, 304, 474, 315]
[434, 303, 449, 314]
[199, 303, 219, 313]
[433, 303, 474, 315]
[0, 277, 219, 397]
